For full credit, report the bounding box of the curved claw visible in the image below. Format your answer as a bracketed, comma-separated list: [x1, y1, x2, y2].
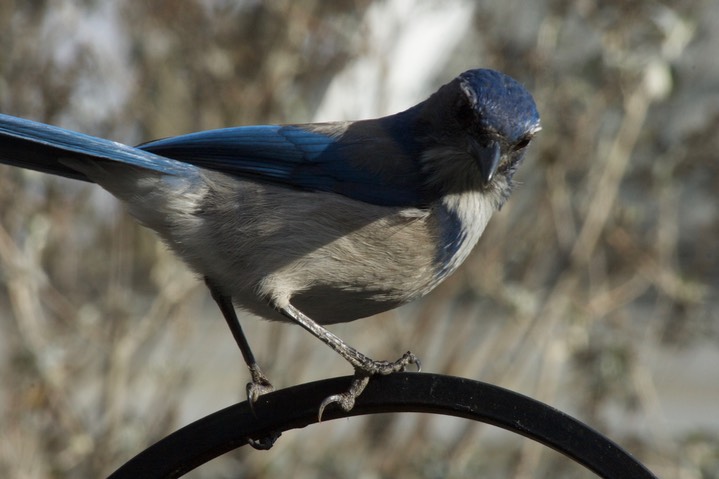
[246, 364, 274, 415]
[247, 431, 281, 450]
[247, 380, 274, 404]
[400, 351, 421, 372]
[318, 393, 353, 422]
[412, 355, 422, 373]
[317, 374, 370, 422]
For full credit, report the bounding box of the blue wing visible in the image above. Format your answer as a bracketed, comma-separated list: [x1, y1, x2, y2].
[0, 113, 430, 207]
[139, 124, 429, 207]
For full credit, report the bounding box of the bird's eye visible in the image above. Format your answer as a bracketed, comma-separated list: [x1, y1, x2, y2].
[457, 103, 475, 127]
[513, 137, 532, 151]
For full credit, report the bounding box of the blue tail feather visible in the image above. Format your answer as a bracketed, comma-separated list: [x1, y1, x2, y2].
[0, 114, 195, 182]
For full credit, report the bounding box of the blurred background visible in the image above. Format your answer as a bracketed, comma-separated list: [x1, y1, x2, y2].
[0, 1, 717, 478]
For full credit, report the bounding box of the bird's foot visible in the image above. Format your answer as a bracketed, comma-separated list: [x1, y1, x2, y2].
[246, 363, 275, 404]
[357, 350, 421, 376]
[245, 363, 279, 450]
[318, 373, 370, 421]
[318, 351, 421, 421]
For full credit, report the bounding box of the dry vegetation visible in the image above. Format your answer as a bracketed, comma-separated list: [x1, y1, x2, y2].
[0, 1, 717, 478]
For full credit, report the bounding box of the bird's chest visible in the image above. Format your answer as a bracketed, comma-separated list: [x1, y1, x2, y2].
[432, 191, 495, 282]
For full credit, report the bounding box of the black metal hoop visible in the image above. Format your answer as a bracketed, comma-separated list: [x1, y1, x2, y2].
[108, 373, 658, 478]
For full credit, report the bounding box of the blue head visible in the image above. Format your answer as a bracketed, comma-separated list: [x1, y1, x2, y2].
[415, 68, 540, 205]
[458, 69, 540, 148]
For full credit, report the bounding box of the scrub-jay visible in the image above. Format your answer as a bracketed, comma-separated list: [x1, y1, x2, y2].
[0, 68, 540, 418]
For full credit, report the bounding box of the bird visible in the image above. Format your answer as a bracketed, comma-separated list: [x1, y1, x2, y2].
[0, 68, 540, 423]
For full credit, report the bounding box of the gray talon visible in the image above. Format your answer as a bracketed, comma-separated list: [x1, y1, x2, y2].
[246, 363, 274, 413]
[318, 374, 370, 421]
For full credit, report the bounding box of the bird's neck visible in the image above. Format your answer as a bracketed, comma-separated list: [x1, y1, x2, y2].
[432, 189, 496, 281]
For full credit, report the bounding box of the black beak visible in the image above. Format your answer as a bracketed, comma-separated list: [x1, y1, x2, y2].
[474, 140, 502, 185]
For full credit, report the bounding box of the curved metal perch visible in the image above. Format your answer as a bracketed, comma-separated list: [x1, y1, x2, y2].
[108, 373, 658, 479]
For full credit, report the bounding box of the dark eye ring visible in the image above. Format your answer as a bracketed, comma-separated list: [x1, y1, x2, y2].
[514, 137, 531, 151]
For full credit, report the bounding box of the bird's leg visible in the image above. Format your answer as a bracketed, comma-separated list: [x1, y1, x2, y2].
[205, 279, 274, 404]
[278, 303, 421, 377]
[277, 302, 421, 419]
[207, 280, 279, 449]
